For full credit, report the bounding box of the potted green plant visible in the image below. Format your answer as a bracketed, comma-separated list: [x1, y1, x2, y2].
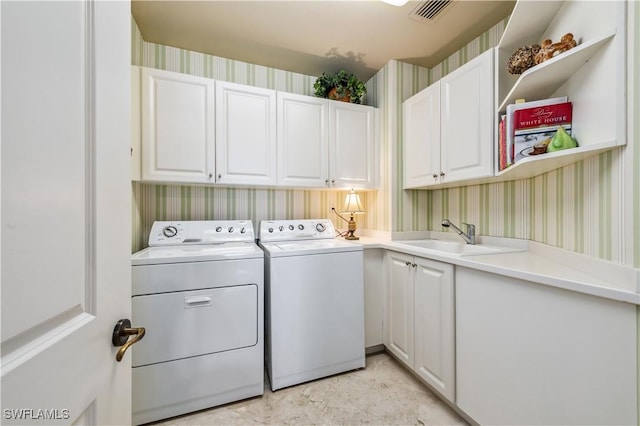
[313, 70, 367, 104]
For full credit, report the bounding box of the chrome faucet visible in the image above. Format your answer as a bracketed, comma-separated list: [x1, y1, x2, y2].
[441, 219, 476, 245]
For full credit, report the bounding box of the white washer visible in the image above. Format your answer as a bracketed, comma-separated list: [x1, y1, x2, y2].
[131, 220, 263, 425]
[258, 219, 365, 391]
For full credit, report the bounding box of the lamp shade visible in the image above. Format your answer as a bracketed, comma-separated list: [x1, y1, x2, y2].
[341, 191, 365, 214]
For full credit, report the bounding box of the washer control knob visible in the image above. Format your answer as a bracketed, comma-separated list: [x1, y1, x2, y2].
[268, 227, 274, 233]
[316, 223, 326, 232]
[240, 227, 246, 234]
[279, 225, 284, 232]
[228, 226, 234, 233]
[215, 226, 222, 232]
[162, 225, 178, 238]
[288, 225, 294, 230]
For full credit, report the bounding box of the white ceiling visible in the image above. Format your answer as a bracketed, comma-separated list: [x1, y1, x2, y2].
[132, 0, 515, 81]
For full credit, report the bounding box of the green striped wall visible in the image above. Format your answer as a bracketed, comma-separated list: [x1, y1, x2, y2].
[376, 15, 637, 267]
[133, 13, 638, 268]
[131, 20, 375, 252]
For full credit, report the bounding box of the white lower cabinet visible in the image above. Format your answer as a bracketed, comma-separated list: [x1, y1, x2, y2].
[456, 267, 637, 425]
[385, 251, 455, 402]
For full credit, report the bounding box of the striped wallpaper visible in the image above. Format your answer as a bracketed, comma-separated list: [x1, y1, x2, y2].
[131, 20, 376, 252]
[131, 12, 639, 268]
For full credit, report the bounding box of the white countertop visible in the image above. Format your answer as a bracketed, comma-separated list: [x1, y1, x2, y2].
[348, 231, 640, 305]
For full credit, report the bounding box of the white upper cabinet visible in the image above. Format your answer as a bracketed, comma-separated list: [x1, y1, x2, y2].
[277, 92, 329, 187]
[329, 102, 377, 189]
[440, 48, 494, 183]
[403, 48, 494, 188]
[277, 94, 378, 189]
[215, 81, 277, 186]
[135, 67, 377, 188]
[404, 82, 440, 188]
[141, 67, 215, 183]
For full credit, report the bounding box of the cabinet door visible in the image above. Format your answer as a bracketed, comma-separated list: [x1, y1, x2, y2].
[216, 81, 277, 186]
[141, 68, 215, 183]
[456, 267, 636, 425]
[440, 48, 494, 183]
[329, 102, 376, 189]
[413, 257, 455, 402]
[277, 92, 329, 187]
[384, 251, 414, 368]
[403, 82, 441, 188]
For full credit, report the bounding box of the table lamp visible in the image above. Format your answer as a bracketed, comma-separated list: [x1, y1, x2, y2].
[335, 190, 366, 240]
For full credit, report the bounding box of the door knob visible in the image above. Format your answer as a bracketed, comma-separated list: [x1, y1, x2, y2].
[112, 319, 145, 362]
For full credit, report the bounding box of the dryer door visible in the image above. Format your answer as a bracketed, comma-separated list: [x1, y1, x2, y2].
[132, 284, 258, 367]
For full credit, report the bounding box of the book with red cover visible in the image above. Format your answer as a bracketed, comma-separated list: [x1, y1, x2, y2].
[504, 96, 568, 166]
[512, 102, 573, 163]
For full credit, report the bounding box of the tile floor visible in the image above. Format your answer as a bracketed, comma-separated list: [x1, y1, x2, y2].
[154, 352, 468, 425]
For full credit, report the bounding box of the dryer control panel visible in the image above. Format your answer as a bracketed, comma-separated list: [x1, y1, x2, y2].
[148, 220, 255, 246]
[258, 219, 336, 242]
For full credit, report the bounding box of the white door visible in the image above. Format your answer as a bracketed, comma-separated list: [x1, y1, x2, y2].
[1, 2, 133, 425]
[403, 82, 441, 188]
[215, 81, 277, 186]
[413, 257, 455, 402]
[141, 67, 215, 184]
[276, 92, 329, 188]
[384, 252, 414, 369]
[440, 48, 494, 183]
[329, 102, 376, 189]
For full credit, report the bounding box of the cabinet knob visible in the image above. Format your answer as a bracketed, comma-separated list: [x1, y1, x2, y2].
[325, 179, 329, 186]
[331, 179, 335, 184]
[412, 263, 417, 268]
[432, 173, 438, 179]
[218, 174, 222, 179]
[440, 171, 445, 177]
[405, 261, 411, 266]
[208, 173, 213, 178]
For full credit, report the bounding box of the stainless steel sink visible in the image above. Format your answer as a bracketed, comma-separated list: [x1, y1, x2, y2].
[394, 239, 517, 256]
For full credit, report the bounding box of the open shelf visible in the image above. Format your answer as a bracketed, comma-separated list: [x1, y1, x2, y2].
[496, 141, 618, 180]
[410, 142, 620, 190]
[498, 1, 565, 52]
[498, 31, 616, 112]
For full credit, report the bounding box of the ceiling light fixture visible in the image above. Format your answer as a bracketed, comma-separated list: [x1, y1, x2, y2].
[381, 0, 409, 6]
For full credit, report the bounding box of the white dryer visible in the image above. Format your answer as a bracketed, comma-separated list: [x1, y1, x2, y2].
[131, 220, 263, 425]
[258, 219, 365, 391]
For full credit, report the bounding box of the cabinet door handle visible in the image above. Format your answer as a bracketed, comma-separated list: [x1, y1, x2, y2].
[440, 171, 445, 177]
[405, 261, 412, 266]
[412, 263, 417, 268]
[432, 173, 438, 179]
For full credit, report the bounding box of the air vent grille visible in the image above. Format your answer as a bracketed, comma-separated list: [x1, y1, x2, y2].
[410, 0, 452, 22]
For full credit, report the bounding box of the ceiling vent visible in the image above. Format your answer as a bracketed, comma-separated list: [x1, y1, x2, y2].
[409, 0, 452, 22]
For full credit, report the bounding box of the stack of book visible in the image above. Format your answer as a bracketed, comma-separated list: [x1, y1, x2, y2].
[498, 97, 574, 171]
